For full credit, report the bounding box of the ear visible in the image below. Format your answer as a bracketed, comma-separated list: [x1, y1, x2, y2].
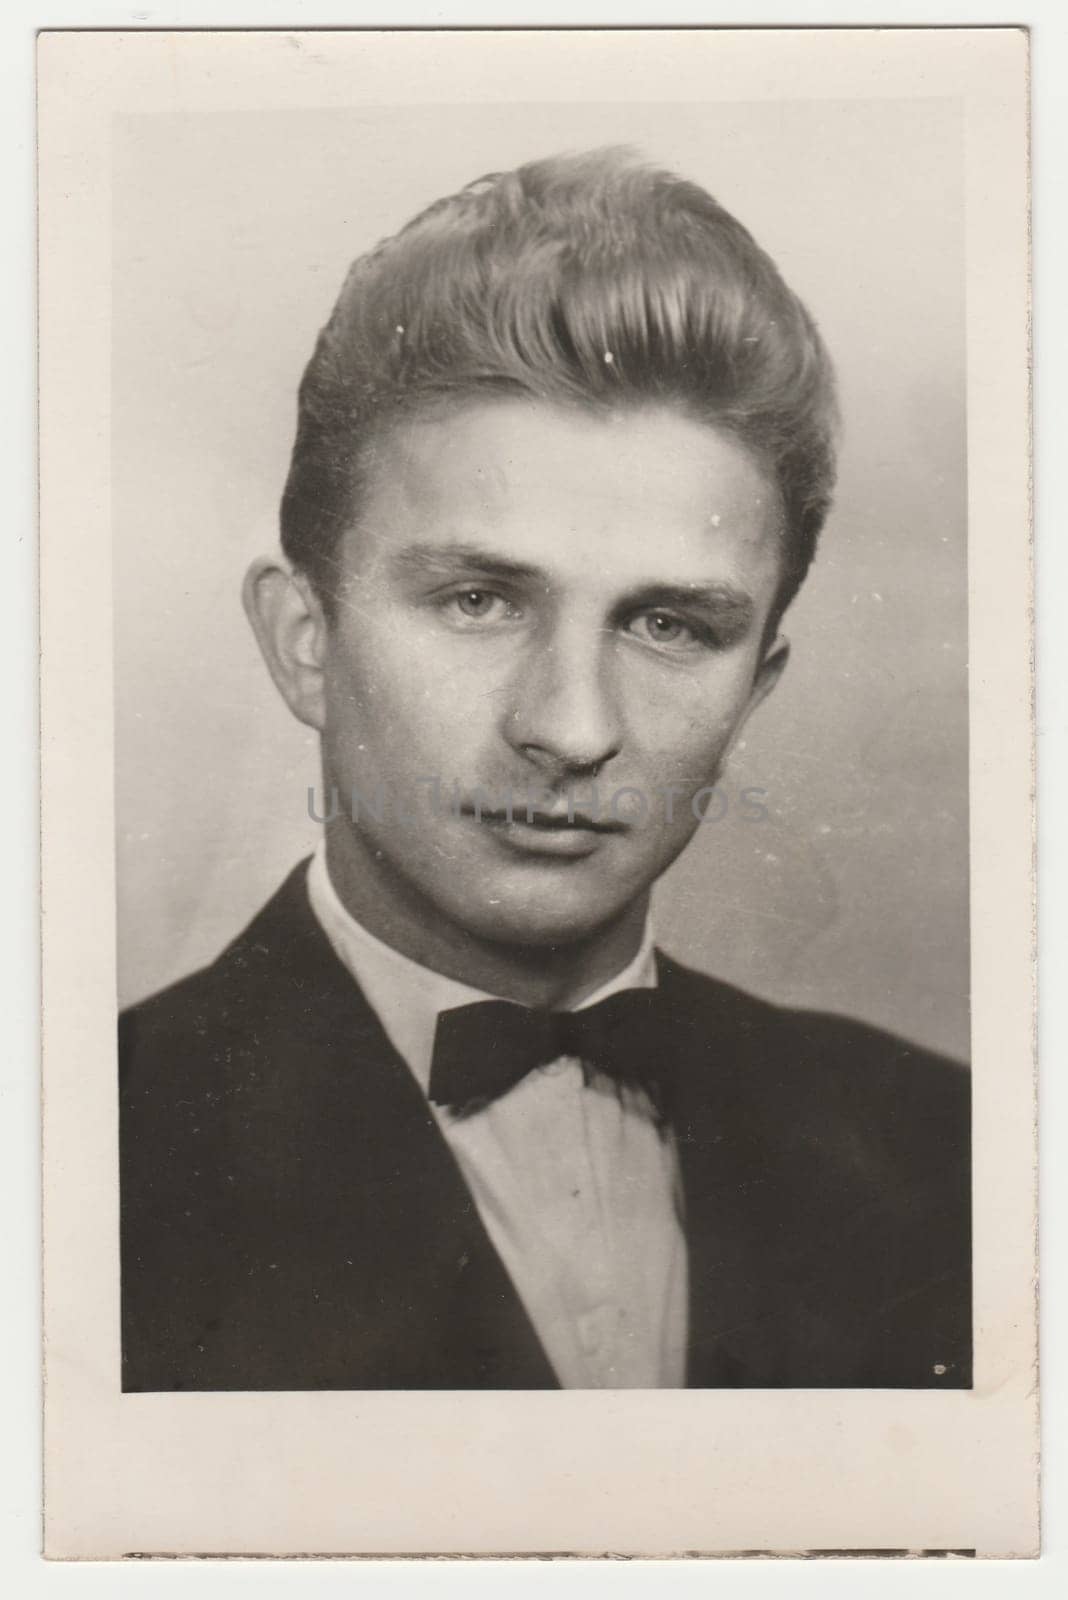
[242, 556, 328, 731]
[750, 631, 790, 712]
[726, 633, 790, 757]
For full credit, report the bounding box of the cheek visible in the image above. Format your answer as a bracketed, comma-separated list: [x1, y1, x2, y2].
[624, 661, 758, 776]
[324, 625, 485, 770]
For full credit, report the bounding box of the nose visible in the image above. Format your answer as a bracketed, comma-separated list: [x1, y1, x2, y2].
[504, 619, 623, 779]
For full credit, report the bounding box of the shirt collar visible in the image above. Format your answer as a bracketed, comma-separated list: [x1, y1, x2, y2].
[305, 839, 658, 1091]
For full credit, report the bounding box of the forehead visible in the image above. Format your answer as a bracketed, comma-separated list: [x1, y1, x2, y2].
[348, 397, 784, 593]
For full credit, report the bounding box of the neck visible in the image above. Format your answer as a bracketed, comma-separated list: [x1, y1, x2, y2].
[322, 819, 649, 1009]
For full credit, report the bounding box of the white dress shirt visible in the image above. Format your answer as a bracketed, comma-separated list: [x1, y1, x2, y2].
[306, 843, 689, 1388]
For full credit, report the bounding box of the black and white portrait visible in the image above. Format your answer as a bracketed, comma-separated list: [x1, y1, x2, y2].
[112, 97, 973, 1397]
[37, 22, 1042, 1558]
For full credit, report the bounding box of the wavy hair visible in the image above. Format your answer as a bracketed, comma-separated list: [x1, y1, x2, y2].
[280, 148, 839, 623]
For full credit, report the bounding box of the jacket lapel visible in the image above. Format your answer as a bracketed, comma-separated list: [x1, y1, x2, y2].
[226, 863, 558, 1389]
[658, 952, 803, 1388]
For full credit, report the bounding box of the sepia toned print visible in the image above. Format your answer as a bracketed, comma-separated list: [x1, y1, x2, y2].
[40, 28, 1033, 1558]
[118, 149, 970, 1394]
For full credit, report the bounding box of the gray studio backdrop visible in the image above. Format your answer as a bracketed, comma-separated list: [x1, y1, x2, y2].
[113, 98, 968, 1060]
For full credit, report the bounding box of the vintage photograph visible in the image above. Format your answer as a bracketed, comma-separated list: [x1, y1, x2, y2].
[39, 27, 1034, 1557]
[117, 116, 971, 1395]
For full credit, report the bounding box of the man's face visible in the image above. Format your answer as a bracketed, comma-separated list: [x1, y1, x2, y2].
[319, 397, 786, 949]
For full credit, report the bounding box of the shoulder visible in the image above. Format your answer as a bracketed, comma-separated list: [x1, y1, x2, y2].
[657, 947, 968, 1085]
[119, 859, 318, 1076]
[657, 949, 970, 1183]
[659, 955, 972, 1387]
[118, 862, 331, 1390]
[118, 858, 351, 1200]
[118, 854, 405, 1148]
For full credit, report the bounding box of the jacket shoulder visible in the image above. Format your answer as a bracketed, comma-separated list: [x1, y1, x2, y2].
[657, 949, 970, 1193]
[657, 948, 968, 1080]
[119, 859, 320, 1077]
[119, 951, 239, 1077]
[659, 954, 971, 1388]
[118, 860, 386, 1391]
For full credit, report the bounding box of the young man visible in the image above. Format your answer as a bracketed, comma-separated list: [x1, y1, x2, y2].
[120, 151, 971, 1392]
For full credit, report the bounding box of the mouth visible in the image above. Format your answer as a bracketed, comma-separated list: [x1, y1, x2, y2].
[462, 805, 627, 835]
[461, 803, 627, 858]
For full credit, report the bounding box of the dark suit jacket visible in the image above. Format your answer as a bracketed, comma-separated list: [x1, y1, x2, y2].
[119, 861, 971, 1391]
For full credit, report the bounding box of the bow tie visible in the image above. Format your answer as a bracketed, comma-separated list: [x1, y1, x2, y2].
[427, 987, 675, 1120]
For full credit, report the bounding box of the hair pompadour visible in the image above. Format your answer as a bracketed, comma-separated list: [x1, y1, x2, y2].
[280, 148, 839, 621]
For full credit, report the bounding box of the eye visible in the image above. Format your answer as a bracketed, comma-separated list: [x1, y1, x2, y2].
[627, 611, 698, 649]
[456, 589, 497, 617]
[443, 587, 517, 625]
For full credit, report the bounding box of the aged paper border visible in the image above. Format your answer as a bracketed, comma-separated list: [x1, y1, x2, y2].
[39, 27, 1035, 1559]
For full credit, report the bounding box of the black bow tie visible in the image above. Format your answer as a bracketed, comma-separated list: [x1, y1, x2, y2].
[428, 987, 675, 1121]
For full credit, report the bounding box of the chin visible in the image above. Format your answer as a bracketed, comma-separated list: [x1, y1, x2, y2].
[448, 885, 640, 952]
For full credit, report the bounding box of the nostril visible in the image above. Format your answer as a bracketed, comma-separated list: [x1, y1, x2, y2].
[515, 744, 619, 784]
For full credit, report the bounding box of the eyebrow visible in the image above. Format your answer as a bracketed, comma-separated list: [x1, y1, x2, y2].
[618, 583, 756, 629]
[391, 541, 756, 631]
[390, 542, 545, 586]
